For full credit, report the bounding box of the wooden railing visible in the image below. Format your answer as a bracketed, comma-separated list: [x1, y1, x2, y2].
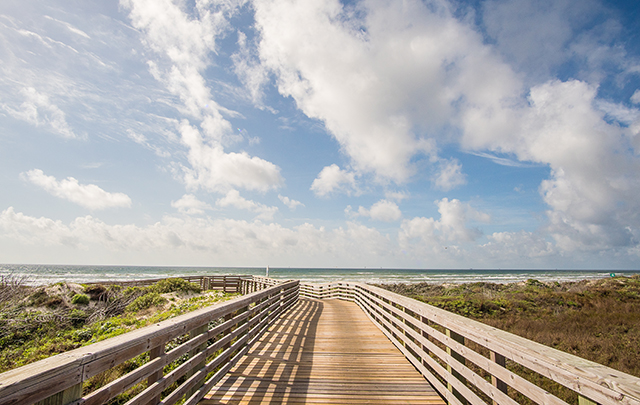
[300, 282, 640, 405]
[85, 275, 252, 293]
[0, 279, 299, 405]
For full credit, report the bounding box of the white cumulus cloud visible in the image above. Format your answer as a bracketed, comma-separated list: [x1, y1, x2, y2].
[216, 189, 278, 220]
[253, 0, 503, 183]
[179, 120, 283, 193]
[433, 159, 467, 191]
[310, 164, 358, 197]
[171, 194, 211, 215]
[23, 169, 132, 210]
[278, 195, 304, 210]
[400, 198, 490, 249]
[461, 79, 640, 251]
[349, 199, 402, 222]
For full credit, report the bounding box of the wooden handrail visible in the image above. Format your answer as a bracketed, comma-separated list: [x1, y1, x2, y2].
[300, 282, 640, 405]
[0, 279, 299, 405]
[84, 275, 253, 293]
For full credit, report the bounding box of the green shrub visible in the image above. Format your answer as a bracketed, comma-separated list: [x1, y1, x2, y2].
[71, 294, 90, 305]
[69, 309, 88, 327]
[150, 278, 200, 294]
[126, 293, 167, 312]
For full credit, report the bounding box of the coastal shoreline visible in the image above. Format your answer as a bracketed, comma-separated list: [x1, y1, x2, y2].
[2, 263, 636, 286]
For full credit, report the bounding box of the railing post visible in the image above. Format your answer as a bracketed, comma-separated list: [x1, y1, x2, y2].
[146, 344, 165, 405]
[421, 315, 430, 370]
[35, 383, 82, 405]
[446, 328, 467, 405]
[186, 324, 208, 398]
[223, 312, 234, 350]
[490, 351, 508, 404]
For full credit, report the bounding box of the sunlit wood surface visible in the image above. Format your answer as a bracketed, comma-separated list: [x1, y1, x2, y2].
[201, 298, 445, 404]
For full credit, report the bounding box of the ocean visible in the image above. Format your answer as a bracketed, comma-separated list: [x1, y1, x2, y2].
[1, 264, 637, 286]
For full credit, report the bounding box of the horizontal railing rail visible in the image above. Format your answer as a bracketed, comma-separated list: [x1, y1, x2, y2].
[0, 279, 299, 405]
[300, 282, 640, 405]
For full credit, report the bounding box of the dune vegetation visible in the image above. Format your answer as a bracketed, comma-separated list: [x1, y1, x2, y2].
[0, 276, 237, 374]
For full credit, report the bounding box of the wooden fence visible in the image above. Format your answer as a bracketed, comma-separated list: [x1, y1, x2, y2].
[0, 279, 298, 405]
[85, 275, 252, 293]
[299, 282, 640, 405]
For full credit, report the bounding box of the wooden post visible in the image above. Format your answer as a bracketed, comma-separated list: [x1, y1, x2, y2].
[421, 315, 430, 369]
[490, 351, 508, 404]
[223, 312, 234, 350]
[146, 344, 165, 405]
[578, 395, 600, 405]
[446, 328, 467, 405]
[401, 306, 407, 347]
[35, 383, 82, 405]
[186, 324, 208, 398]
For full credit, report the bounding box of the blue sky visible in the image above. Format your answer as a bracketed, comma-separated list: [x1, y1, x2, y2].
[1, 0, 639, 269]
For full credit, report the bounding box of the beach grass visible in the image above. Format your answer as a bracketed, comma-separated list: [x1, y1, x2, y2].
[0, 277, 237, 374]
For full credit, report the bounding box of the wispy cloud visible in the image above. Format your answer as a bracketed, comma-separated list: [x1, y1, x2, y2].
[22, 169, 131, 210]
[44, 15, 91, 39]
[467, 151, 538, 168]
[3, 87, 78, 139]
[121, 0, 284, 193]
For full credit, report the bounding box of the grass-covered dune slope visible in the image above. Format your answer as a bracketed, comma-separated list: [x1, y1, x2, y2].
[0, 276, 237, 374]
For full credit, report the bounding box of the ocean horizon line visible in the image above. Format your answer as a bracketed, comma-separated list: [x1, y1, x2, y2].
[2, 263, 639, 286]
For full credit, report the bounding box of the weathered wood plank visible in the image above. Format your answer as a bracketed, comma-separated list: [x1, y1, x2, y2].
[201, 298, 445, 405]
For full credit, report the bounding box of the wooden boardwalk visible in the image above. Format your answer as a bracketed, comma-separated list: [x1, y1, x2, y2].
[201, 298, 445, 404]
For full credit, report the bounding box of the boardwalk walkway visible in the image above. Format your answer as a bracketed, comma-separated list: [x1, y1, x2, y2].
[201, 298, 445, 404]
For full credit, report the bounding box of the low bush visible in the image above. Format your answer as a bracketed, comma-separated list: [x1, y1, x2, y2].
[69, 309, 88, 326]
[150, 278, 200, 294]
[125, 293, 167, 313]
[71, 294, 90, 305]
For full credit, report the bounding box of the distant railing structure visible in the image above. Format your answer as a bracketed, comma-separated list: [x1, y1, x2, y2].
[299, 282, 640, 405]
[0, 278, 298, 405]
[85, 275, 254, 293]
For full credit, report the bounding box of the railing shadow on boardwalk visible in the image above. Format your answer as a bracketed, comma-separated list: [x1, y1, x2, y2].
[203, 299, 322, 404]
